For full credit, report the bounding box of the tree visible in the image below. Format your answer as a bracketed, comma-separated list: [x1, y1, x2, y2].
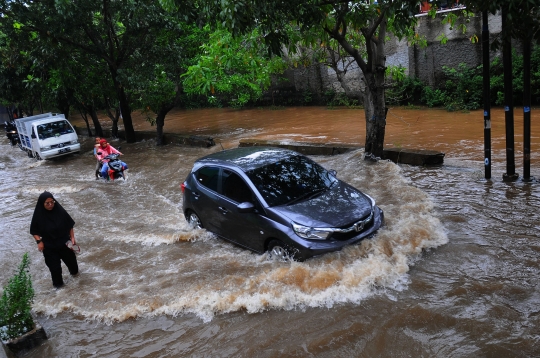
[0, 0, 194, 143]
[131, 22, 208, 145]
[0, 8, 115, 134]
[178, 0, 426, 159]
[182, 26, 288, 108]
[0, 24, 48, 116]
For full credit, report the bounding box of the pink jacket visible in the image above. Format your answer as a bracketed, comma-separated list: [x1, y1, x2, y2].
[96, 145, 121, 162]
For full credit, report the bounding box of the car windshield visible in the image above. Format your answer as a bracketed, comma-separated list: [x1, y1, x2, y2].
[246, 155, 337, 207]
[36, 120, 74, 139]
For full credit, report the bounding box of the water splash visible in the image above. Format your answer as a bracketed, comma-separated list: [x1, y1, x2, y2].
[30, 149, 447, 324]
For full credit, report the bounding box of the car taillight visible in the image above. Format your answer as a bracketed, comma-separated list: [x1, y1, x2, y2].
[181, 182, 186, 193]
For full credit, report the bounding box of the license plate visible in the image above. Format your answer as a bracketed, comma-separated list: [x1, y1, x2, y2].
[58, 147, 71, 154]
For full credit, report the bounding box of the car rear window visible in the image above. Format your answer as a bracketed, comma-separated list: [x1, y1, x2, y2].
[195, 166, 220, 192]
[246, 155, 336, 207]
[222, 170, 253, 203]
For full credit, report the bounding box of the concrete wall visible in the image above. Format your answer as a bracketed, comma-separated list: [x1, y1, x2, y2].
[281, 9, 503, 99]
[409, 10, 502, 86]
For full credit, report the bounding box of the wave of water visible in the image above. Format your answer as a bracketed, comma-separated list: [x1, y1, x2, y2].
[14, 147, 448, 324]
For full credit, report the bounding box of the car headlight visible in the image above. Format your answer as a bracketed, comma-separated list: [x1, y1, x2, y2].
[70, 140, 78, 145]
[292, 222, 331, 240]
[41, 146, 51, 151]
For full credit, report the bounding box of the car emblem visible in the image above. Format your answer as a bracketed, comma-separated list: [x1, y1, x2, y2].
[354, 222, 364, 232]
[58, 143, 64, 148]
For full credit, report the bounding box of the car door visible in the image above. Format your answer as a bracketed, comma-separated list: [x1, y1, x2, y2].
[190, 166, 223, 232]
[214, 169, 268, 251]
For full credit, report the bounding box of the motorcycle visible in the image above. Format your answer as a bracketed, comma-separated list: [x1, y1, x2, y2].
[4, 121, 20, 147]
[97, 153, 128, 181]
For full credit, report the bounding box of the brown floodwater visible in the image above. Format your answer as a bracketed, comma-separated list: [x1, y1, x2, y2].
[1, 106, 539, 357]
[121, 106, 539, 163]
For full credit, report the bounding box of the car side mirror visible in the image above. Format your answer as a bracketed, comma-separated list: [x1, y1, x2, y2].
[237, 202, 255, 213]
[329, 170, 337, 177]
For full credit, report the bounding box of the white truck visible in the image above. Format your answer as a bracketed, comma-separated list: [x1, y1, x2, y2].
[15, 113, 81, 160]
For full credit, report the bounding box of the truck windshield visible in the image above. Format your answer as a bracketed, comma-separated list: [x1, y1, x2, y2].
[36, 120, 74, 139]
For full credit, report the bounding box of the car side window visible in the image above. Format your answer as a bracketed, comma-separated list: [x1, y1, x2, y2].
[222, 170, 253, 204]
[195, 166, 220, 192]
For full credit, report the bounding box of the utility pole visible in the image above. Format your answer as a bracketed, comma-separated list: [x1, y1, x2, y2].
[502, 6, 519, 182]
[523, 36, 533, 182]
[482, 11, 491, 180]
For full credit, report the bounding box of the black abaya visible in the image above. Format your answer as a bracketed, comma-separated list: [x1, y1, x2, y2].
[30, 191, 78, 287]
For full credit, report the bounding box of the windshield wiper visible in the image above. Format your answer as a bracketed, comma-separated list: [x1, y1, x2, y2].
[286, 187, 327, 206]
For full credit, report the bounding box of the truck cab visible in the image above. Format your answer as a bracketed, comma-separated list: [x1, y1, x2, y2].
[16, 113, 81, 160]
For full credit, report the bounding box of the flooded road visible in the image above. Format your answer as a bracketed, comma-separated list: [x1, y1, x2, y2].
[1, 106, 539, 357]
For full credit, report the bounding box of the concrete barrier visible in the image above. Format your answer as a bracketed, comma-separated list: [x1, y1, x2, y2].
[239, 139, 445, 166]
[382, 147, 445, 166]
[1, 323, 47, 357]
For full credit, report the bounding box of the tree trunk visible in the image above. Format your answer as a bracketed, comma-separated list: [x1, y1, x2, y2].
[104, 97, 121, 139]
[109, 66, 136, 142]
[363, 72, 386, 159]
[353, 32, 387, 158]
[89, 106, 104, 138]
[117, 87, 135, 142]
[155, 104, 175, 146]
[57, 97, 71, 120]
[77, 109, 93, 137]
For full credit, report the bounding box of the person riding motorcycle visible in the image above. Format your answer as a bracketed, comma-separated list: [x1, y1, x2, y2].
[93, 137, 102, 179]
[96, 139, 128, 179]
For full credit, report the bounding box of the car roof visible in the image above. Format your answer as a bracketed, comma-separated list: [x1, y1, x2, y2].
[196, 146, 300, 172]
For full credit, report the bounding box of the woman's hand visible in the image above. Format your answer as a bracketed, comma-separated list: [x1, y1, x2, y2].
[70, 228, 76, 245]
[37, 241, 44, 252]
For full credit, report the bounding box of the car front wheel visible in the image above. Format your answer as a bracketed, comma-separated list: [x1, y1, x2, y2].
[186, 210, 203, 229]
[268, 239, 294, 261]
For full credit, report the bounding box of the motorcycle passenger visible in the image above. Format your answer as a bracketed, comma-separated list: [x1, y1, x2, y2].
[96, 139, 128, 178]
[93, 137, 102, 179]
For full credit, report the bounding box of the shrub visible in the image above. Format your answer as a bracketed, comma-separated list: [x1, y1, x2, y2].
[0, 253, 35, 341]
[323, 89, 360, 108]
[421, 87, 446, 107]
[386, 76, 424, 106]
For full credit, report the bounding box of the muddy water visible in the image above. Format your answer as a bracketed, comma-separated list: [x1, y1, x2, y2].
[1, 107, 539, 357]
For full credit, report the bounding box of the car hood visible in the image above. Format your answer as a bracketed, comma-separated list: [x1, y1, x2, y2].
[270, 181, 373, 228]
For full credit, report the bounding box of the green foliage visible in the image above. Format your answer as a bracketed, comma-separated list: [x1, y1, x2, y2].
[421, 87, 447, 108]
[301, 90, 313, 105]
[182, 26, 288, 108]
[390, 45, 540, 111]
[386, 76, 424, 106]
[324, 90, 360, 108]
[440, 63, 483, 110]
[482, 47, 540, 106]
[0, 253, 35, 342]
[386, 65, 407, 83]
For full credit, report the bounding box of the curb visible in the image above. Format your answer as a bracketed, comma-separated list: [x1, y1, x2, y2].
[239, 139, 445, 165]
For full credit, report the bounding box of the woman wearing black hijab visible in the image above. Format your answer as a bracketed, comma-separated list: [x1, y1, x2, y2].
[30, 191, 79, 288]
